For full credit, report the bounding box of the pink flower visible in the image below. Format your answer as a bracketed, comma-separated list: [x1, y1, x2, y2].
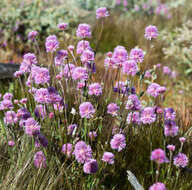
[76, 40, 91, 55]
[167, 145, 175, 152]
[122, 60, 138, 76]
[150, 148, 169, 164]
[45, 35, 59, 53]
[4, 111, 18, 125]
[96, 7, 109, 19]
[34, 151, 46, 168]
[144, 25, 158, 40]
[74, 141, 92, 163]
[28, 30, 38, 41]
[72, 67, 88, 81]
[79, 102, 95, 119]
[107, 103, 119, 116]
[149, 182, 166, 190]
[80, 49, 95, 64]
[83, 159, 98, 174]
[113, 46, 128, 66]
[102, 152, 114, 164]
[179, 137, 186, 143]
[8, 140, 15, 147]
[129, 48, 144, 63]
[76, 24, 91, 38]
[88, 83, 102, 96]
[110, 134, 126, 152]
[58, 23, 68, 30]
[61, 143, 73, 156]
[174, 153, 188, 168]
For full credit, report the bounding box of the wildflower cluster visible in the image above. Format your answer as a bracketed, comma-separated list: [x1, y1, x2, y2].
[0, 6, 189, 189]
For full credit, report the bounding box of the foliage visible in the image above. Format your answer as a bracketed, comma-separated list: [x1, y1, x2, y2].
[161, 20, 192, 75]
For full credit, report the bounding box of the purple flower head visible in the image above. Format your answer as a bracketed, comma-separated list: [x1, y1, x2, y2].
[83, 159, 98, 174]
[174, 153, 188, 168]
[89, 131, 97, 139]
[96, 7, 109, 19]
[179, 137, 186, 143]
[76, 40, 91, 55]
[144, 25, 158, 40]
[88, 83, 102, 96]
[34, 151, 46, 168]
[164, 120, 179, 137]
[67, 124, 78, 135]
[68, 45, 74, 52]
[34, 88, 49, 104]
[35, 140, 41, 148]
[28, 30, 38, 41]
[107, 103, 119, 117]
[47, 87, 62, 104]
[45, 35, 59, 53]
[76, 24, 91, 38]
[23, 53, 38, 66]
[32, 66, 50, 85]
[150, 148, 169, 164]
[8, 140, 15, 147]
[80, 49, 95, 64]
[113, 46, 128, 66]
[20, 98, 27, 104]
[4, 111, 18, 125]
[110, 134, 126, 152]
[3, 93, 13, 100]
[58, 22, 68, 30]
[129, 48, 144, 63]
[104, 57, 116, 68]
[19, 62, 31, 73]
[77, 81, 86, 91]
[0, 99, 13, 110]
[14, 71, 23, 78]
[102, 152, 114, 164]
[164, 108, 176, 121]
[79, 102, 95, 119]
[147, 83, 166, 98]
[54, 50, 68, 66]
[73, 141, 92, 163]
[17, 108, 31, 120]
[167, 144, 175, 152]
[34, 105, 46, 119]
[126, 112, 141, 125]
[72, 67, 88, 81]
[163, 66, 171, 75]
[149, 182, 166, 190]
[36, 133, 48, 147]
[61, 143, 73, 156]
[140, 107, 156, 124]
[122, 60, 139, 76]
[126, 94, 142, 111]
[24, 117, 40, 136]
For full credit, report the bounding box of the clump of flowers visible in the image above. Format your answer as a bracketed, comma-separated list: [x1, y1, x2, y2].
[0, 8, 187, 189]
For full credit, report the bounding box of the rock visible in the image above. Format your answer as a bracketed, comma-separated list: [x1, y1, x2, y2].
[0, 63, 20, 79]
